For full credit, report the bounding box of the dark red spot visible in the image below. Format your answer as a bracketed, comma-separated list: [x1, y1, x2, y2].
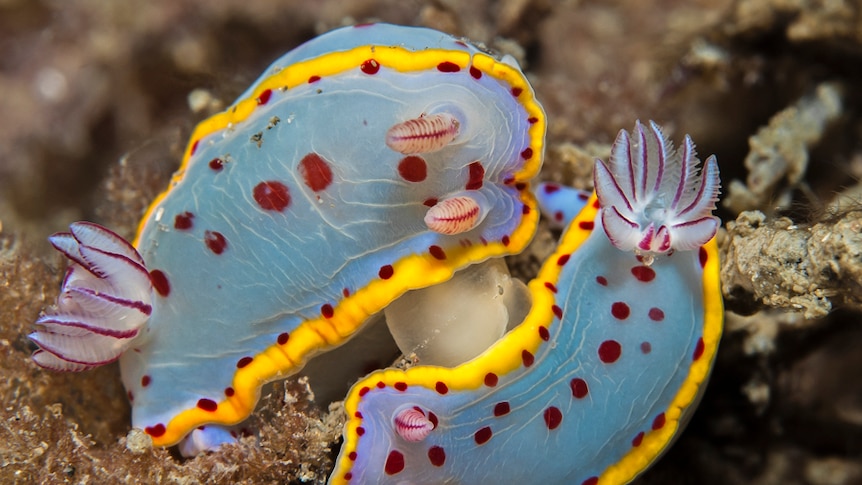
[557, 254, 570, 266]
[379, 265, 394, 280]
[693, 337, 705, 361]
[570, 378, 589, 398]
[253, 181, 291, 211]
[522, 204, 531, 215]
[435, 382, 448, 394]
[528, 116, 539, 124]
[520, 147, 533, 159]
[582, 478, 599, 485]
[511, 87, 523, 97]
[308, 75, 321, 83]
[208, 158, 224, 171]
[356, 426, 365, 436]
[484, 373, 498, 387]
[225, 387, 235, 397]
[544, 282, 558, 293]
[522, 349, 534, 367]
[699, 246, 708, 267]
[538, 326, 550, 341]
[648, 307, 665, 321]
[596, 275, 608, 286]
[277, 332, 289, 345]
[578, 220, 594, 230]
[493, 402, 510, 416]
[348, 451, 357, 461]
[598, 340, 622, 363]
[237, 356, 253, 368]
[423, 198, 438, 207]
[652, 412, 666, 430]
[256, 88, 272, 105]
[502, 235, 510, 246]
[397, 156, 427, 182]
[641, 342, 652, 354]
[145, 424, 166, 438]
[344, 472, 352, 481]
[474, 426, 492, 444]
[611, 302, 630, 320]
[469, 66, 482, 79]
[190, 140, 199, 155]
[354, 411, 362, 419]
[543, 183, 560, 194]
[436, 61, 460, 72]
[552, 305, 563, 319]
[321, 304, 334, 319]
[554, 211, 564, 222]
[299, 153, 334, 192]
[632, 431, 645, 447]
[141, 375, 151, 387]
[385, 450, 404, 475]
[360, 59, 379, 74]
[358, 386, 370, 397]
[197, 398, 218, 412]
[631, 265, 656, 282]
[429, 245, 446, 260]
[544, 406, 563, 430]
[394, 382, 407, 392]
[376, 381, 385, 389]
[466, 161, 485, 190]
[174, 211, 194, 230]
[204, 230, 227, 255]
[343, 288, 350, 297]
[515, 182, 527, 191]
[428, 446, 446, 467]
[149, 270, 170, 297]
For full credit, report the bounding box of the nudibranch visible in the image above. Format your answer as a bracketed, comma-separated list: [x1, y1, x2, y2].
[28, 23, 545, 450]
[331, 120, 722, 484]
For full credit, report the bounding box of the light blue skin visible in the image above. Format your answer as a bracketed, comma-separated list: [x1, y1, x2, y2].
[121, 24, 539, 446]
[535, 181, 591, 228]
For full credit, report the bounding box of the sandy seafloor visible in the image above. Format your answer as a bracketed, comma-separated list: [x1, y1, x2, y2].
[3, 0, 862, 483]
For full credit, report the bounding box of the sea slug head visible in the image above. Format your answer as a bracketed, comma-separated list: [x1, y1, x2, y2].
[594, 120, 720, 258]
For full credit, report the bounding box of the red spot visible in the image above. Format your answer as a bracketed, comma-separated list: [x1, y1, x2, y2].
[484, 373, 498, 387]
[512, 87, 523, 97]
[557, 254, 570, 266]
[543, 183, 560, 194]
[437, 61, 460, 72]
[225, 387, 235, 397]
[379, 265, 394, 280]
[641, 341, 652, 354]
[237, 356, 253, 368]
[397, 156, 427, 182]
[127, 391, 134, 402]
[204, 230, 227, 255]
[521, 147, 533, 159]
[474, 426, 492, 444]
[208, 158, 224, 171]
[552, 305, 563, 319]
[652, 412, 666, 430]
[360, 59, 379, 74]
[493, 402, 510, 416]
[466, 161, 485, 190]
[699, 246, 708, 267]
[598, 340, 622, 363]
[538, 326, 550, 341]
[528, 116, 539, 124]
[141, 375, 151, 387]
[578, 220, 594, 230]
[423, 198, 438, 207]
[149, 270, 170, 296]
[256, 88, 272, 105]
[344, 473, 352, 481]
[544, 406, 563, 430]
[515, 182, 527, 191]
[174, 211, 194, 230]
[358, 386, 370, 397]
[376, 381, 385, 389]
[578, 192, 590, 201]
[582, 478, 599, 485]
[648, 307, 665, 321]
[384, 450, 404, 475]
[356, 426, 365, 436]
[570, 378, 589, 399]
[253, 181, 291, 211]
[611, 302, 630, 320]
[343, 288, 350, 297]
[308, 75, 321, 83]
[197, 398, 218, 412]
[502, 235, 510, 246]
[348, 451, 357, 461]
[632, 431, 645, 447]
[394, 382, 408, 391]
[354, 411, 363, 419]
[522, 349, 534, 367]
[299, 153, 334, 192]
[631, 265, 656, 282]
[428, 446, 446, 467]
[522, 204, 531, 215]
[144, 424, 166, 438]
[469, 66, 482, 79]
[693, 337, 705, 361]
[596, 275, 608, 286]
[321, 304, 334, 319]
[544, 282, 558, 293]
[277, 332, 290, 345]
[429, 245, 446, 260]
[554, 211, 564, 222]
[435, 382, 448, 394]
[190, 140, 199, 155]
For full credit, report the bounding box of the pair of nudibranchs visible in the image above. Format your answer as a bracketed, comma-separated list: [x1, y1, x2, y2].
[29, 23, 722, 484]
